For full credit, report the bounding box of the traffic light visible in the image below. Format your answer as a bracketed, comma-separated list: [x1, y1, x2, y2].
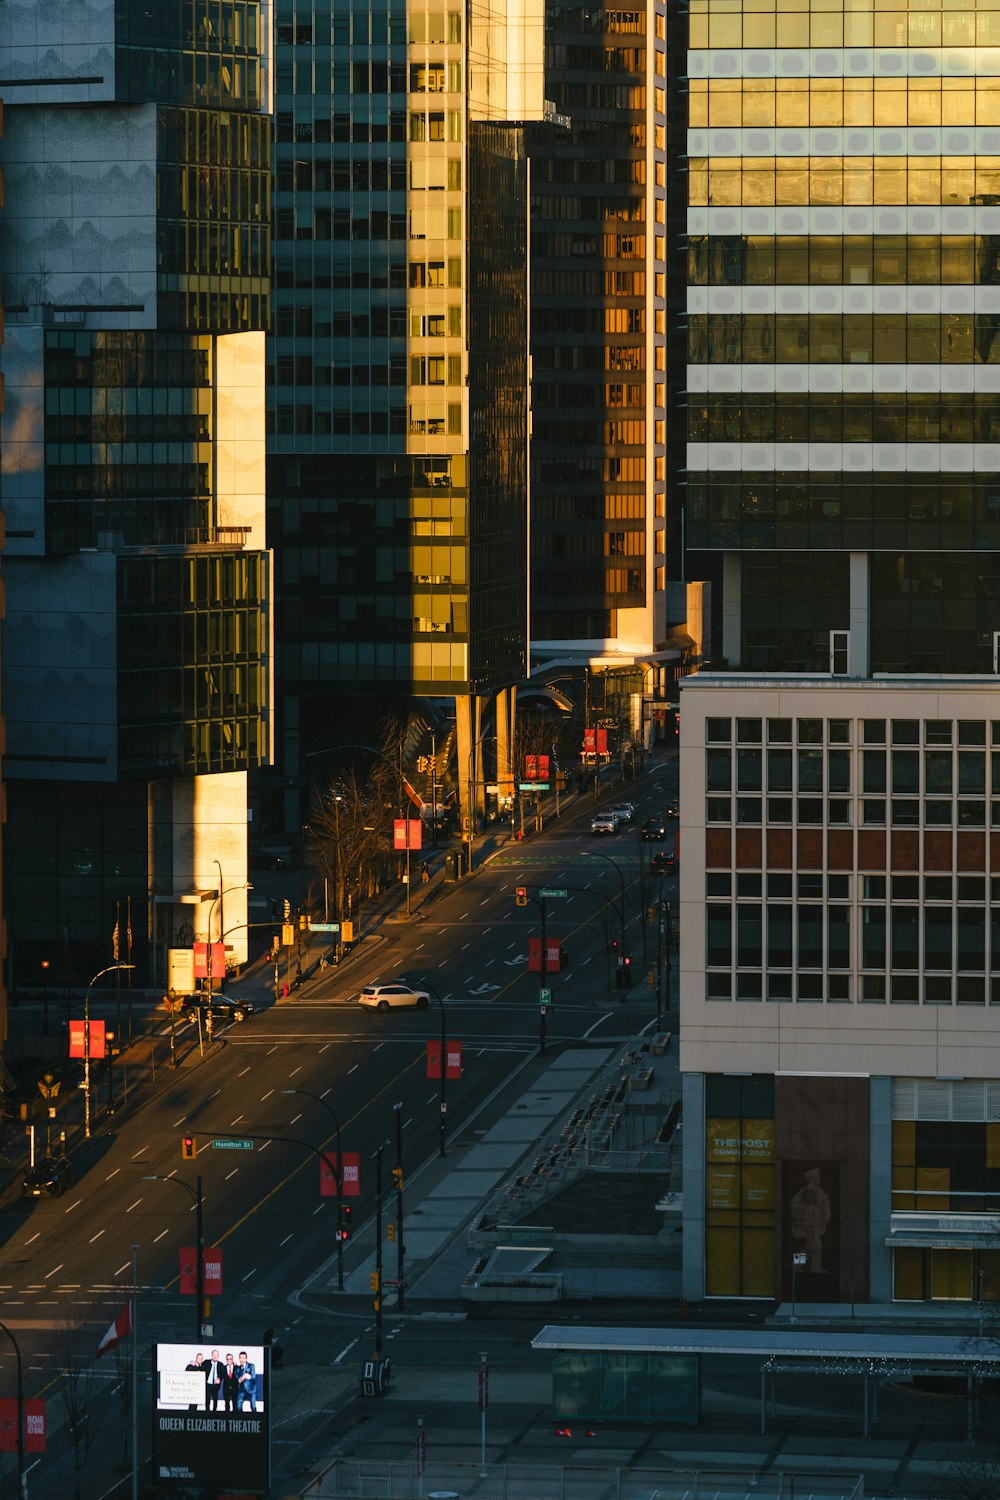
[182, 1136, 197, 1161]
[622, 955, 633, 988]
[417, 756, 429, 772]
[392, 1166, 403, 1189]
[515, 886, 528, 907]
[387, 1222, 396, 1241]
[611, 938, 620, 958]
[299, 912, 308, 930]
[370, 1270, 381, 1293]
[337, 1205, 352, 1242]
[283, 899, 291, 920]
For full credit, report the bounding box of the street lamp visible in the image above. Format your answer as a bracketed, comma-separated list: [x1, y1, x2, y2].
[0, 1319, 24, 1499]
[207, 877, 252, 996]
[580, 850, 627, 952]
[143, 1174, 204, 1340]
[83, 964, 134, 1139]
[283, 1088, 345, 1291]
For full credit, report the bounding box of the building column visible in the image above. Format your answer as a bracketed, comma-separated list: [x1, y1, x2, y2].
[849, 551, 870, 679]
[455, 693, 484, 843]
[868, 1076, 893, 1303]
[721, 554, 741, 665]
[495, 685, 517, 804]
[681, 1071, 706, 1303]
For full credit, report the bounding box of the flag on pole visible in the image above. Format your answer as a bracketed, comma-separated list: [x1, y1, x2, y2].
[112, 907, 120, 961]
[97, 1303, 131, 1359]
[126, 896, 133, 956]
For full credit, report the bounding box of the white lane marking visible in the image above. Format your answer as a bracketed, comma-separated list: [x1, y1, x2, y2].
[267, 1045, 279, 1055]
[479, 898, 489, 906]
[242, 1268, 257, 1282]
[131, 1147, 148, 1159]
[319, 1043, 331, 1054]
[280, 1234, 294, 1247]
[438, 928, 448, 936]
[225, 1169, 239, 1181]
[230, 1115, 245, 1125]
[24, 1234, 40, 1246]
[126, 1198, 143, 1212]
[259, 1140, 271, 1152]
[373, 1043, 384, 1052]
[172, 1117, 186, 1128]
[238, 1067, 251, 1078]
[313, 1204, 324, 1216]
[484, 958, 495, 967]
[404, 1118, 413, 1129]
[89, 1231, 105, 1244]
[260, 1089, 274, 1101]
[348, 1064, 359, 1074]
[154, 1229, 169, 1243]
[289, 1066, 302, 1077]
[321, 1087, 332, 1098]
[106, 1168, 120, 1181]
[461, 943, 471, 951]
[289, 1114, 301, 1126]
[208, 1088, 222, 1100]
[506, 943, 515, 951]
[44, 1265, 63, 1279]
[580, 955, 592, 965]
[63, 1200, 80, 1214]
[335, 1338, 358, 1365]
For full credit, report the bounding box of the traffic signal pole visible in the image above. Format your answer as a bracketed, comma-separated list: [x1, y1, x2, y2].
[539, 895, 547, 1055]
[374, 1144, 384, 1357]
[196, 1174, 205, 1340]
[394, 1103, 405, 1312]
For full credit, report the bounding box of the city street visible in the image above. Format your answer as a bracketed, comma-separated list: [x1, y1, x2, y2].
[0, 756, 680, 1496]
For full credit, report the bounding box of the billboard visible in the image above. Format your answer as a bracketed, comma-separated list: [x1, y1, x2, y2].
[153, 1341, 269, 1492]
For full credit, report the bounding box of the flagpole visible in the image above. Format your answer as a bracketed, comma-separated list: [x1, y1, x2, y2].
[126, 897, 134, 1046]
[114, 902, 122, 1062]
[131, 1244, 138, 1500]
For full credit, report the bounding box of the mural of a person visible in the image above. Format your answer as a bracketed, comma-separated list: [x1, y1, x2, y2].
[790, 1166, 831, 1273]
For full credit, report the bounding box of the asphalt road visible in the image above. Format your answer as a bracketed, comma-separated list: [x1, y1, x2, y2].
[0, 753, 680, 1496]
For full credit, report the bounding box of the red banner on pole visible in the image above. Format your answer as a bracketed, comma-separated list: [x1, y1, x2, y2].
[427, 1040, 462, 1080]
[393, 818, 422, 851]
[179, 1246, 198, 1294]
[596, 728, 608, 755]
[203, 1248, 223, 1296]
[68, 1020, 106, 1059]
[321, 1152, 361, 1197]
[193, 942, 226, 980]
[0, 1399, 16, 1453]
[583, 729, 596, 754]
[524, 754, 549, 781]
[24, 1400, 45, 1454]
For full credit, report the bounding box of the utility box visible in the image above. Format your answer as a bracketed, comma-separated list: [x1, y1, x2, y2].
[360, 1356, 391, 1397]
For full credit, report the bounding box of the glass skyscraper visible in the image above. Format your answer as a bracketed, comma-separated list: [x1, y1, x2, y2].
[0, 1, 273, 979]
[267, 0, 543, 828]
[686, 0, 1000, 676]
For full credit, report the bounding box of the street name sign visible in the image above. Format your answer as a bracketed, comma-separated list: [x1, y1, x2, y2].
[213, 1138, 254, 1151]
[310, 922, 341, 933]
[540, 888, 568, 898]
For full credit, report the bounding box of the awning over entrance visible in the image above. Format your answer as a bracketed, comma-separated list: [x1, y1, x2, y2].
[530, 1325, 999, 1364]
[887, 1230, 1000, 1250]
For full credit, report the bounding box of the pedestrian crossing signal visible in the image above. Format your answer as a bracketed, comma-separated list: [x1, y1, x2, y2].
[182, 1136, 196, 1160]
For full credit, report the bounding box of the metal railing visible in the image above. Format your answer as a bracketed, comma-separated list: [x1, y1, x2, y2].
[306, 1459, 864, 1500]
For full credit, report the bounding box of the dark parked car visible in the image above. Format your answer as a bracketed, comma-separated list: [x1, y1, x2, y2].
[22, 1157, 73, 1199]
[179, 996, 254, 1025]
[650, 851, 677, 875]
[641, 817, 666, 841]
[665, 801, 679, 819]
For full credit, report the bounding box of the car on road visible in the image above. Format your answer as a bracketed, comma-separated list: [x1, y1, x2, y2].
[591, 812, 617, 835]
[359, 981, 430, 1011]
[22, 1157, 73, 1199]
[640, 816, 666, 841]
[179, 996, 254, 1024]
[650, 851, 677, 875]
[611, 802, 636, 825]
[666, 801, 679, 819]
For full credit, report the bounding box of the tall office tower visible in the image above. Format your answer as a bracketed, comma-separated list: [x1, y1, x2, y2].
[0, 93, 8, 1044]
[680, 1, 1000, 1309]
[268, 0, 544, 835]
[0, 4, 273, 981]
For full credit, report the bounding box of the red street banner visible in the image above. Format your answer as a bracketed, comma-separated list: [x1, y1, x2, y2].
[0, 1399, 16, 1453]
[393, 818, 422, 851]
[583, 729, 595, 753]
[24, 1401, 45, 1454]
[180, 1247, 223, 1295]
[596, 728, 608, 754]
[193, 942, 226, 980]
[68, 1019, 106, 1059]
[525, 755, 550, 781]
[203, 1248, 223, 1296]
[320, 1152, 361, 1197]
[427, 1041, 462, 1080]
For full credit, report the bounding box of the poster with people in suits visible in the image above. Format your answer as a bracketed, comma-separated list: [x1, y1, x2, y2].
[153, 1340, 269, 1492]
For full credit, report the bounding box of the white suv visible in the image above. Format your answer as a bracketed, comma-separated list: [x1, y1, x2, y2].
[591, 812, 617, 835]
[359, 982, 430, 1011]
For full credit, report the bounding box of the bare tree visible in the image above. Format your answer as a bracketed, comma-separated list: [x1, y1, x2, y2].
[112, 1334, 132, 1472]
[49, 1314, 108, 1499]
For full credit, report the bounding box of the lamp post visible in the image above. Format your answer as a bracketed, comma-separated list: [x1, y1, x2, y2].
[283, 1088, 345, 1291]
[417, 979, 449, 1157]
[0, 1319, 24, 1499]
[143, 1174, 204, 1339]
[83, 964, 134, 1139]
[206, 880, 251, 997]
[40, 960, 50, 1037]
[580, 850, 627, 952]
